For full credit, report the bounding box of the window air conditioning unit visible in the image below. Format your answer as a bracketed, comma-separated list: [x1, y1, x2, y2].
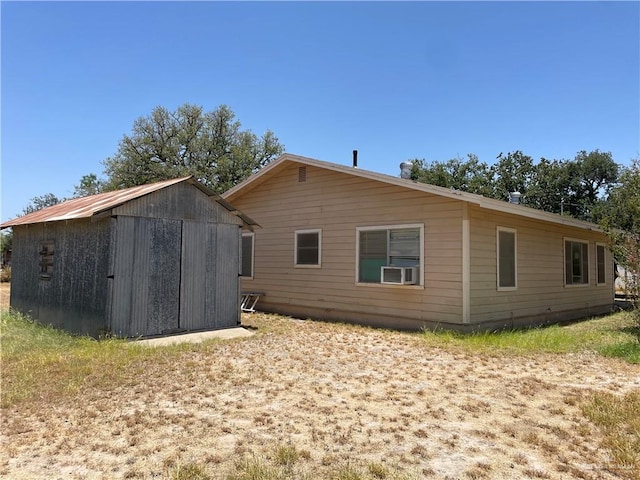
[381, 266, 418, 285]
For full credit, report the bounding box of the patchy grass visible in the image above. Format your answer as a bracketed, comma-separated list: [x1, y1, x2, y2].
[223, 445, 416, 480]
[582, 391, 640, 480]
[421, 311, 640, 363]
[1, 288, 638, 480]
[0, 308, 186, 407]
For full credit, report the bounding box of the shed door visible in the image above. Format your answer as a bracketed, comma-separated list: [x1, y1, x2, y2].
[109, 217, 240, 337]
[110, 217, 182, 337]
[180, 221, 217, 330]
[180, 221, 241, 330]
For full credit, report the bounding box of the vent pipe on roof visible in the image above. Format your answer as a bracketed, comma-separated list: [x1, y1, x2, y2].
[352, 150, 358, 168]
[400, 161, 413, 179]
[508, 192, 522, 204]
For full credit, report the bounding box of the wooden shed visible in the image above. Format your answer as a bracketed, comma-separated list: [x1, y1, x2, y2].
[1, 177, 257, 338]
[223, 153, 615, 332]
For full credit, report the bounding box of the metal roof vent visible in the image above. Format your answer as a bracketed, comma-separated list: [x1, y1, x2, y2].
[508, 192, 522, 204]
[400, 161, 413, 179]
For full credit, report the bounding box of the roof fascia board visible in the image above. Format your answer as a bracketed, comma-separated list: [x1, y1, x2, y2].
[224, 153, 602, 233]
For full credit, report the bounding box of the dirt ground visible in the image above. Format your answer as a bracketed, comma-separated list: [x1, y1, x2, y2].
[1, 282, 639, 479]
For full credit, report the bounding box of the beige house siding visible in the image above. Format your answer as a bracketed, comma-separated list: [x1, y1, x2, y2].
[226, 155, 615, 330]
[227, 163, 465, 327]
[468, 205, 614, 327]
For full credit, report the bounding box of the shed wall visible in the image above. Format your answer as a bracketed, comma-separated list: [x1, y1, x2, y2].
[10, 219, 110, 335]
[226, 163, 464, 327]
[111, 181, 243, 226]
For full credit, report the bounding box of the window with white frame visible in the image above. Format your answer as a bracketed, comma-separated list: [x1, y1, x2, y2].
[565, 239, 589, 286]
[294, 229, 321, 267]
[596, 243, 606, 285]
[241, 233, 254, 278]
[357, 224, 423, 284]
[497, 227, 517, 290]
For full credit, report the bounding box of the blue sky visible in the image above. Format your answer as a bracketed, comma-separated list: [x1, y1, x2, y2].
[2, 1, 639, 222]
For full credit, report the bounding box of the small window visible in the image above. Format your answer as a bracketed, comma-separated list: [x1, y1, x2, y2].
[565, 239, 589, 286]
[596, 244, 606, 285]
[497, 227, 517, 290]
[40, 241, 54, 279]
[295, 229, 321, 267]
[241, 233, 254, 278]
[357, 224, 423, 285]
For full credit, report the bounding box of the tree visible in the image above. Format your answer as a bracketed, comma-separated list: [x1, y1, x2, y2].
[573, 150, 619, 206]
[73, 173, 105, 198]
[0, 229, 12, 266]
[22, 193, 63, 215]
[525, 158, 573, 214]
[410, 154, 493, 197]
[490, 151, 535, 203]
[597, 159, 640, 336]
[102, 104, 284, 194]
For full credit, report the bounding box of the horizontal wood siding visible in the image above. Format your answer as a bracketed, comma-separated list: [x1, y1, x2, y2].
[226, 163, 464, 327]
[468, 205, 614, 325]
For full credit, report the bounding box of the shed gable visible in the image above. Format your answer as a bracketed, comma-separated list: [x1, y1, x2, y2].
[111, 182, 243, 225]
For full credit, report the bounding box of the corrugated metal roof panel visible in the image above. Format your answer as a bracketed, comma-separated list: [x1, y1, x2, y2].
[1, 176, 259, 228]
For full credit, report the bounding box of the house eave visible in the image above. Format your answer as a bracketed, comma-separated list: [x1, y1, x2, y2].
[223, 153, 604, 233]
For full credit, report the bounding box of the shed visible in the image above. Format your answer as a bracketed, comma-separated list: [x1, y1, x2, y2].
[223, 153, 615, 331]
[1, 177, 257, 338]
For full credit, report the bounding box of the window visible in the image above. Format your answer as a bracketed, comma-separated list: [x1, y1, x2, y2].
[565, 239, 589, 286]
[596, 243, 606, 285]
[295, 229, 321, 267]
[241, 233, 254, 278]
[40, 241, 54, 279]
[357, 224, 423, 284]
[497, 227, 517, 290]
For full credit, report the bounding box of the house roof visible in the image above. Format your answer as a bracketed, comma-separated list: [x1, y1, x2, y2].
[223, 153, 603, 232]
[1, 176, 259, 228]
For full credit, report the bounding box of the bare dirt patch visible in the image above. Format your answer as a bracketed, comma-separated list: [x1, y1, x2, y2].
[1, 308, 639, 479]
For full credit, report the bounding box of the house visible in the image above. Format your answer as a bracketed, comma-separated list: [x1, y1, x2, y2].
[1, 177, 257, 338]
[223, 153, 615, 331]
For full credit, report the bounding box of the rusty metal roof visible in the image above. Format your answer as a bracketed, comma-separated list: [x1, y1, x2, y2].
[1, 176, 258, 228]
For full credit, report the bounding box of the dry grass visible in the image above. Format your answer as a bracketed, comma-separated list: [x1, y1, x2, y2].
[1, 282, 639, 479]
[0, 282, 9, 308]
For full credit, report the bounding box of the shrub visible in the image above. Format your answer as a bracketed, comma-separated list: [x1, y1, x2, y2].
[0, 266, 10, 282]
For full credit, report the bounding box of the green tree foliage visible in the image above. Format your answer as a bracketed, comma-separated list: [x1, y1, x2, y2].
[410, 154, 494, 197]
[573, 150, 619, 206]
[409, 149, 620, 221]
[73, 173, 105, 198]
[102, 104, 284, 194]
[22, 193, 64, 215]
[599, 159, 640, 332]
[524, 158, 573, 214]
[599, 159, 640, 233]
[491, 151, 535, 202]
[0, 230, 12, 263]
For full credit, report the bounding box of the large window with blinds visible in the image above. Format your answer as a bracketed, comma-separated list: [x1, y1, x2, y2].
[357, 224, 423, 284]
[565, 239, 589, 286]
